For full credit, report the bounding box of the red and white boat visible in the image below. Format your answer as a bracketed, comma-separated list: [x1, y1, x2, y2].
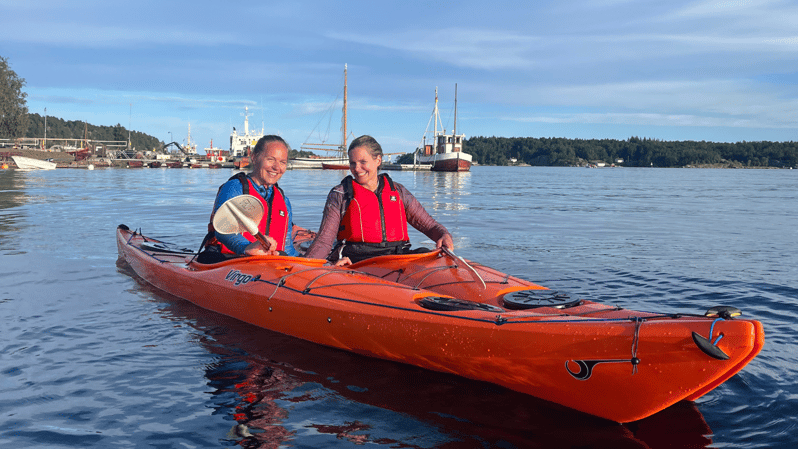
[415, 85, 472, 172]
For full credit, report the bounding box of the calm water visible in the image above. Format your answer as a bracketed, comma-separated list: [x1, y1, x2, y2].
[1, 166, 796, 448]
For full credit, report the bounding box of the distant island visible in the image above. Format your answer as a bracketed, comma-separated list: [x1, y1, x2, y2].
[459, 136, 798, 168]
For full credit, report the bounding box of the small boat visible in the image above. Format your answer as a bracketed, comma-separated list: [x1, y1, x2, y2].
[233, 157, 250, 170]
[415, 85, 473, 172]
[66, 147, 91, 161]
[11, 156, 57, 170]
[320, 160, 350, 170]
[206, 142, 232, 168]
[116, 199, 764, 423]
[147, 161, 162, 168]
[126, 160, 144, 168]
[166, 161, 183, 168]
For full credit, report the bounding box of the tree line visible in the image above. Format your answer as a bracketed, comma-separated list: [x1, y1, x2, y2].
[463, 136, 798, 168]
[25, 113, 162, 151]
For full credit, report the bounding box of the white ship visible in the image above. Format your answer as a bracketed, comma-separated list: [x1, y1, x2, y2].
[415, 85, 472, 172]
[229, 107, 265, 168]
[183, 123, 198, 155]
[11, 156, 57, 170]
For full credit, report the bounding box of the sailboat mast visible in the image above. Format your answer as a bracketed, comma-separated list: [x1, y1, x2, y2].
[342, 64, 348, 152]
[454, 83, 457, 137]
[434, 87, 439, 137]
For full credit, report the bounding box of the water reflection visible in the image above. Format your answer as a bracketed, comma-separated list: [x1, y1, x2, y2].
[0, 170, 28, 253]
[124, 268, 714, 448]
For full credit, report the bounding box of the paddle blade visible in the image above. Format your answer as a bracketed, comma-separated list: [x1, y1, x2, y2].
[213, 195, 264, 235]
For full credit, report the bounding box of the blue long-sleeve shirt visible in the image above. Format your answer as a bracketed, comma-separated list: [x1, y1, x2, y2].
[212, 176, 299, 257]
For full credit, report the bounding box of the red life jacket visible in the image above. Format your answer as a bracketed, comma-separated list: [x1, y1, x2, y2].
[337, 174, 409, 244]
[205, 173, 289, 254]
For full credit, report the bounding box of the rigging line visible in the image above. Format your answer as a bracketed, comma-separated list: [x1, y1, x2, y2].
[567, 305, 624, 316]
[413, 279, 484, 290]
[129, 239, 177, 265]
[303, 70, 346, 145]
[257, 277, 682, 326]
[266, 266, 419, 299]
[413, 265, 459, 289]
[245, 272, 694, 326]
[371, 263, 457, 285]
[300, 280, 421, 293]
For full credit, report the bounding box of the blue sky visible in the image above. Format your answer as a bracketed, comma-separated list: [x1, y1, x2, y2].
[2, 0, 798, 155]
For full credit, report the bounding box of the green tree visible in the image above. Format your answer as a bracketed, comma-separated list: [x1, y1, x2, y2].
[396, 152, 415, 164]
[0, 56, 29, 137]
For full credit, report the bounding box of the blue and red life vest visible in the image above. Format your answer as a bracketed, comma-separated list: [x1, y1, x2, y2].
[337, 174, 409, 245]
[205, 172, 289, 254]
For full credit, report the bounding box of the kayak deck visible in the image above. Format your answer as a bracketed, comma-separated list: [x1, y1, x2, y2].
[116, 225, 764, 423]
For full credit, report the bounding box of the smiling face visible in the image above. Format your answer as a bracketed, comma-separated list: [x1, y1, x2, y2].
[349, 145, 382, 191]
[250, 141, 288, 187]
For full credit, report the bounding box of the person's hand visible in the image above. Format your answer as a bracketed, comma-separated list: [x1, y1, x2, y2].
[244, 236, 279, 256]
[436, 234, 454, 251]
[333, 257, 352, 267]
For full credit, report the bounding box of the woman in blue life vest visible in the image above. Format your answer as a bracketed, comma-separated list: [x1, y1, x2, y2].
[198, 135, 299, 263]
[305, 135, 453, 265]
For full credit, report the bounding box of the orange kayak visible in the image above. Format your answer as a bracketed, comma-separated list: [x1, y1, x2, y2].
[116, 225, 764, 423]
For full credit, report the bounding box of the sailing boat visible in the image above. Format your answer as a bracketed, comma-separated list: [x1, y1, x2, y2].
[415, 84, 472, 172]
[294, 65, 351, 169]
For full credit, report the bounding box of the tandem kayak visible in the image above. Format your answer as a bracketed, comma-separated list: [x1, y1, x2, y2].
[116, 225, 764, 423]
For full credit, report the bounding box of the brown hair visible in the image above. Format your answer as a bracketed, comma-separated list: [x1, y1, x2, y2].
[348, 135, 382, 159]
[252, 135, 290, 157]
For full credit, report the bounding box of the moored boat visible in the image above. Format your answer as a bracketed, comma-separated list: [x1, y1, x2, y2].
[66, 147, 91, 161]
[11, 155, 57, 170]
[320, 160, 350, 170]
[298, 65, 353, 169]
[230, 107, 264, 170]
[415, 85, 473, 172]
[116, 223, 763, 423]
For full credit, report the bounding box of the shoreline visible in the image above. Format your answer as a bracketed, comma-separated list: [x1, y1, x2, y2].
[2, 149, 793, 170]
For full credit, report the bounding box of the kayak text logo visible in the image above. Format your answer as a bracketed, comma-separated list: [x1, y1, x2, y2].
[225, 270, 259, 286]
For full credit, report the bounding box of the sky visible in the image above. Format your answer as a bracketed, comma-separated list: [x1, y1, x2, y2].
[2, 0, 798, 155]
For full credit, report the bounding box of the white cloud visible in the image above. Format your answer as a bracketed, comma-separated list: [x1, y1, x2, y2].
[327, 28, 542, 70]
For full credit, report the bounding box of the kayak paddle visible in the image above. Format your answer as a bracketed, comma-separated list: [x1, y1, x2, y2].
[213, 194, 275, 251]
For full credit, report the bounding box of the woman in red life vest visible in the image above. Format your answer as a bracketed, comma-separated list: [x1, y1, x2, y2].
[198, 135, 298, 264]
[305, 135, 453, 265]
